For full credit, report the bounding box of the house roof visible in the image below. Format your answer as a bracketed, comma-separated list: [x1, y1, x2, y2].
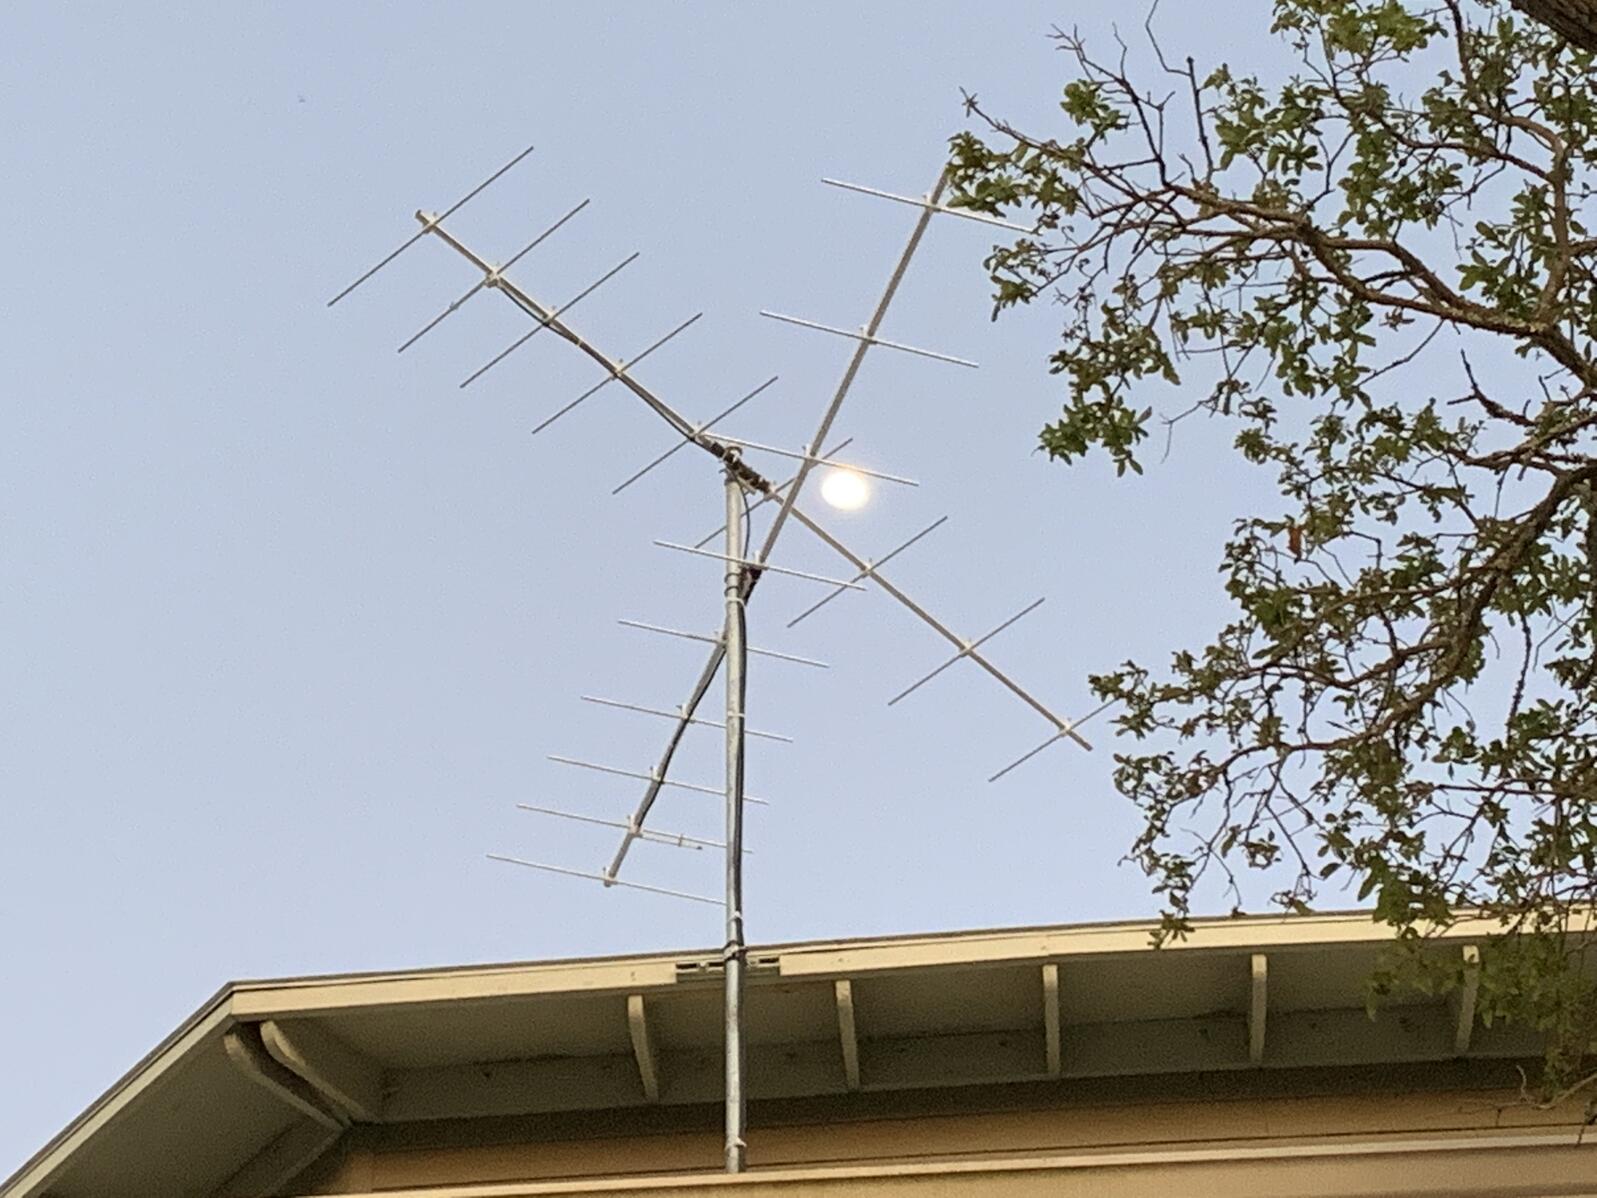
[0, 909, 1540, 1198]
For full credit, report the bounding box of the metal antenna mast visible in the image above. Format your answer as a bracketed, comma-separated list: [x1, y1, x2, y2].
[330, 144, 1109, 1175]
[721, 462, 749, 1173]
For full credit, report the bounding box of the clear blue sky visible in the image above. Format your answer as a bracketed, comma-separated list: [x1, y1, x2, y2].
[1, 1, 1281, 1173]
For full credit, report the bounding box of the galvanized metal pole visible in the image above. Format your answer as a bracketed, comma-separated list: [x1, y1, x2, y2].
[722, 462, 748, 1174]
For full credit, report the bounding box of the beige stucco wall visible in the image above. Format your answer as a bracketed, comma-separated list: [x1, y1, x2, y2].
[302, 1074, 1596, 1196]
[306, 1138, 1597, 1198]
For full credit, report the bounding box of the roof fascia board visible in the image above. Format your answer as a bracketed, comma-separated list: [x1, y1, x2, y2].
[0, 1000, 234, 1198]
[231, 959, 680, 1019]
[776, 913, 1502, 978]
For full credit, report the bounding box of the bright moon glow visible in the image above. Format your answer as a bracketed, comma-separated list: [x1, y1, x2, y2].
[820, 468, 871, 511]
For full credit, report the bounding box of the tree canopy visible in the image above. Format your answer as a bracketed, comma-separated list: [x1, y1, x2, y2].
[1514, 0, 1597, 51]
[949, 0, 1597, 1097]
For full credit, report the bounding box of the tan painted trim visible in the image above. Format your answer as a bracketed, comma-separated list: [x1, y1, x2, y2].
[1248, 954, 1267, 1065]
[1041, 964, 1061, 1078]
[628, 996, 661, 1103]
[834, 981, 860, 1092]
[213, 1120, 342, 1198]
[1455, 945, 1481, 1056]
[299, 1128, 1595, 1196]
[231, 960, 680, 1019]
[262, 1019, 385, 1123]
[223, 1027, 346, 1130]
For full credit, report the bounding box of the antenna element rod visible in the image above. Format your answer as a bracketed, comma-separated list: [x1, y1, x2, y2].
[821, 177, 1038, 233]
[714, 436, 919, 486]
[787, 515, 949, 628]
[759, 310, 978, 369]
[888, 597, 1047, 706]
[460, 253, 640, 389]
[547, 755, 771, 805]
[327, 141, 535, 306]
[488, 854, 716, 905]
[581, 695, 793, 743]
[617, 620, 829, 668]
[613, 376, 780, 495]
[652, 543, 866, 590]
[515, 803, 734, 851]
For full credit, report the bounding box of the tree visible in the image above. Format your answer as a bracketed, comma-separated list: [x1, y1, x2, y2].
[948, 0, 1597, 1099]
[1515, 0, 1597, 50]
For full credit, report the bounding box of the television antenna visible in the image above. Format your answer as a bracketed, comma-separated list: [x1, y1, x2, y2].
[330, 142, 1105, 1173]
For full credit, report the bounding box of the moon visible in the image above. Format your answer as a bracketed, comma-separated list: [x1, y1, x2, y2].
[820, 468, 871, 511]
